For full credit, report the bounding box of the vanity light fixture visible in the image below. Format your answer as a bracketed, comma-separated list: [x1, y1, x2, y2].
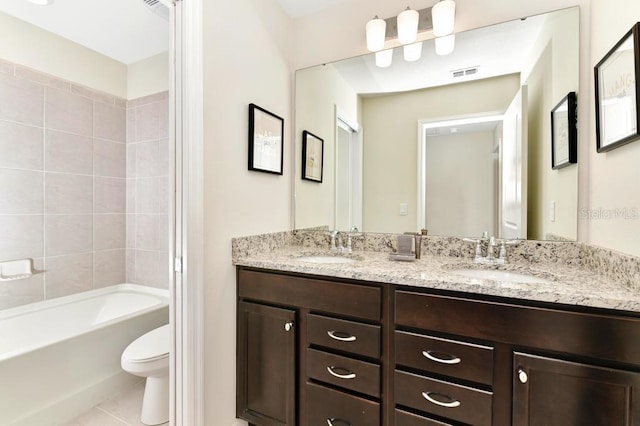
[375, 49, 394, 68]
[366, 1, 457, 67]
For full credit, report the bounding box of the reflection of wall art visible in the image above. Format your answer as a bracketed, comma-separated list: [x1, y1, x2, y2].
[551, 91, 578, 169]
[248, 103, 284, 174]
[594, 22, 640, 152]
[301, 130, 324, 183]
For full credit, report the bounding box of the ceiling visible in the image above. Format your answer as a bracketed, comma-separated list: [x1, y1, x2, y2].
[276, 0, 353, 18]
[0, 0, 169, 64]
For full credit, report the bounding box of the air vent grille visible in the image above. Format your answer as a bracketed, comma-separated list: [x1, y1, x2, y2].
[451, 67, 479, 78]
[141, 0, 169, 21]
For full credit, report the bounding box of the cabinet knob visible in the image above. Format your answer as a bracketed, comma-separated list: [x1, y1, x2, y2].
[518, 368, 528, 384]
[284, 321, 294, 332]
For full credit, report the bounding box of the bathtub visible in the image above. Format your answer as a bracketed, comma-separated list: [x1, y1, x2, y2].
[0, 284, 169, 426]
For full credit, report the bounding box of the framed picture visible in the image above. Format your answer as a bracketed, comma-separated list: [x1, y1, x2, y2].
[301, 130, 324, 182]
[551, 92, 578, 169]
[248, 103, 284, 174]
[594, 22, 640, 152]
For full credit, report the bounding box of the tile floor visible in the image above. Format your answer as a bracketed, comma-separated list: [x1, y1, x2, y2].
[63, 380, 167, 426]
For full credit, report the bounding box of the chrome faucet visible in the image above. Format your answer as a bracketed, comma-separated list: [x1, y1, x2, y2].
[329, 228, 360, 253]
[463, 233, 518, 264]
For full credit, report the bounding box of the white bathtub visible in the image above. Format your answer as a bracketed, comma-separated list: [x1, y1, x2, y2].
[0, 284, 169, 426]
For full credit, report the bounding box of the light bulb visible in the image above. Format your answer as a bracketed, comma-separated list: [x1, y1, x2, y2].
[432, 0, 456, 37]
[397, 7, 419, 44]
[435, 34, 455, 56]
[403, 42, 423, 62]
[366, 16, 387, 52]
[375, 49, 393, 68]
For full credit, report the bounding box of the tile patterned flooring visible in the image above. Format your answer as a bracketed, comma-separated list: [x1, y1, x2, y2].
[63, 380, 167, 426]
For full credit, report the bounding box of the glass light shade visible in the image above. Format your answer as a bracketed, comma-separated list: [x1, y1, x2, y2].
[366, 16, 387, 52]
[435, 34, 455, 56]
[375, 49, 393, 68]
[403, 42, 423, 62]
[432, 0, 456, 37]
[397, 7, 419, 44]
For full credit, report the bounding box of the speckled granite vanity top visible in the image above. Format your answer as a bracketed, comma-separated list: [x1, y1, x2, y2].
[232, 230, 640, 312]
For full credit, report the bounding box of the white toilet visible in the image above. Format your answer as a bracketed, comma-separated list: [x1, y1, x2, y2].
[121, 324, 170, 425]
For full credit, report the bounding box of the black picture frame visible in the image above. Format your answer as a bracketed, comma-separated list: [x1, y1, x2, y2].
[594, 22, 640, 152]
[301, 130, 324, 183]
[248, 103, 284, 174]
[551, 91, 578, 169]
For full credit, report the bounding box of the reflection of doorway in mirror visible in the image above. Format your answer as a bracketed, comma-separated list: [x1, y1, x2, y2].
[335, 118, 362, 232]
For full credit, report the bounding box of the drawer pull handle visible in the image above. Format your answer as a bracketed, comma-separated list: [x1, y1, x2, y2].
[422, 391, 461, 408]
[422, 350, 461, 365]
[327, 330, 357, 342]
[327, 366, 356, 380]
[326, 418, 352, 426]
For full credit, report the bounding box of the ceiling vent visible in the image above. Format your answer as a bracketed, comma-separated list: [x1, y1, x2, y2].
[451, 66, 479, 78]
[142, 0, 170, 21]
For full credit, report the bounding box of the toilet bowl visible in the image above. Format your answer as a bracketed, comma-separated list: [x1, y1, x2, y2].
[121, 324, 170, 425]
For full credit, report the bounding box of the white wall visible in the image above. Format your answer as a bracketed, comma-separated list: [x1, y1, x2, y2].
[0, 11, 127, 98]
[202, 0, 293, 424]
[587, 0, 640, 256]
[127, 52, 169, 100]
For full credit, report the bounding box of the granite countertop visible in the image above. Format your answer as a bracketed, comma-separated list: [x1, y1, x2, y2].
[234, 247, 640, 313]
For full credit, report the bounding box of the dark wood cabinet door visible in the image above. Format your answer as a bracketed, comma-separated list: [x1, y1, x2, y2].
[237, 301, 296, 426]
[513, 352, 640, 426]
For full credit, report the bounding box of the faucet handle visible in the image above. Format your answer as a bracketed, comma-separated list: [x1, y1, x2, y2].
[462, 238, 483, 258]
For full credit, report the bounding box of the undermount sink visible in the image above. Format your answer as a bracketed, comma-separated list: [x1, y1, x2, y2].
[449, 268, 552, 284]
[296, 255, 358, 264]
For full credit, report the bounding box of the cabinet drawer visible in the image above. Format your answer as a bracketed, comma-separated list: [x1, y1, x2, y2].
[307, 348, 380, 397]
[395, 370, 492, 426]
[306, 382, 379, 425]
[395, 290, 640, 366]
[308, 314, 381, 358]
[396, 331, 493, 385]
[238, 269, 381, 321]
[395, 409, 453, 426]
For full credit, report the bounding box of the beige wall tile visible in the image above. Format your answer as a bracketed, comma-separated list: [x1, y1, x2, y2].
[45, 87, 93, 137]
[94, 249, 126, 288]
[134, 138, 169, 178]
[126, 213, 136, 248]
[126, 249, 135, 283]
[94, 177, 126, 214]
[0, 215, 44, 261]
[95, 214, 126, 250]
[44, 130, 93, 175]
[126, 178, 136, 214]
[133, 100, 168, 142]
[126, 108, 135, 143]
[135, 214, 168, 251]
[0, 120, 43, 170]
[135, 176, 169, 214]
[126, 143, 137, 177]
[45, 173, 93, 214]
[94, 102, 126, 142]
[0, 74, 44, 126]
[45, 253, 93, 299]
[0, 58, 14, 75]
[94, 139, 126, 178]
[14, 66, 71, 92]
[133, 249, 169, 289]
[0, 169, 43, 214]
[45, 214, 93, 257]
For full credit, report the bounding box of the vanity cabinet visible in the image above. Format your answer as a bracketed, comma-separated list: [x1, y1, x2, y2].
[237, 267, 640, 425]
[395, 290, 640, 426]
[236, 268, 384, 426]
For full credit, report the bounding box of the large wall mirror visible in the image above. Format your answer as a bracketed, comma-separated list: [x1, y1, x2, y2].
[294, 7, 579, 241]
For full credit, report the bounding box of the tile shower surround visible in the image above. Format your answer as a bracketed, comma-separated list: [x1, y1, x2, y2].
[0, 58, 169, 310]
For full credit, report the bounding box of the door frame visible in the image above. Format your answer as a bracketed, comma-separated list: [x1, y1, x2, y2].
[170, 0, 204, 424]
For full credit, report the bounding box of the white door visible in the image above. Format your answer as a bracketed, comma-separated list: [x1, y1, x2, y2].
[500, 86, 528, 239]
[335, 119, 362, 231]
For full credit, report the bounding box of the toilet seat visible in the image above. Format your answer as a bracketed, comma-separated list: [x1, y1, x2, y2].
[123, 324, 170, 363]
